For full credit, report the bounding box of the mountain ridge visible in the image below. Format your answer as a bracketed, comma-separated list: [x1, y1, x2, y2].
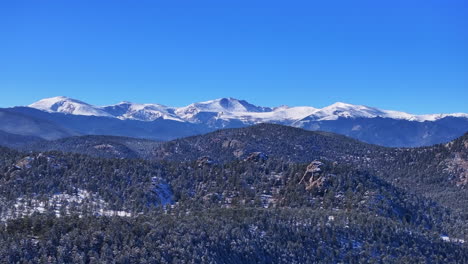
[0, 96, 466, 147]
[26, 96, 468, 123]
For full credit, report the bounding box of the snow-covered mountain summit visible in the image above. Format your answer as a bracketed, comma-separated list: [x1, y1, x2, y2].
[29, 96, 113, 117]
[178, 97, 272, 114]
[300, 102, 413, 121]
[11, 96, 468, 147]
[175, 98, 275, 123]
[101, 102, 182, 122]
[28, 96, 182, 122]
[299, 102, 468, 122]
[27, 96, 468, 125]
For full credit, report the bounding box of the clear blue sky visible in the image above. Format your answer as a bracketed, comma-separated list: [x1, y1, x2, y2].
[1, 0, 467, 114]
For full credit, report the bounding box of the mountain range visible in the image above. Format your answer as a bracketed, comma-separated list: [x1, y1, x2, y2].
[28, 96, 468, 123]
[1, 96, 467, 147]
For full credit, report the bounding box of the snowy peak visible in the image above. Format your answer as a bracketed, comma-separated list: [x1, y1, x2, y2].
[29, 96, 112, 117]
[305, 102, 389, 121]
[299, 102, 468, 122]
[102, 102, 182, 122]
[178, 98, 271, 114]
[175, 98, 273, 122]
[28, 97, 183, 121]
[217, 98, 272, 113]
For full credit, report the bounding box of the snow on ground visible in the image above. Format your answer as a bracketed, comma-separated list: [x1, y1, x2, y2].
[1, 189, 132, 221]
[440, 235, 465, 244]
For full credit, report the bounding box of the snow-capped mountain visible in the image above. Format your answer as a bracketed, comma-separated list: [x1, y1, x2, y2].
[4, 95, 465, 147]
[177, 97, 272, 115]
[29, 96, 113, 117]
[27, 96, 468, 124]
[176, 98, 320, 125]
[29, 96, 182, 122]
[101, 102, 182, 122]
[300, 102, 408, 121]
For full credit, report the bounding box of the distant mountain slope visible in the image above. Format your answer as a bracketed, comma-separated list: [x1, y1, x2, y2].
[298, 116, 468, 147]
[4, 107, 211, 141]
[26, 135, 161, 159]
[0, 109, 76, 140]
[0, 130, 44, 148]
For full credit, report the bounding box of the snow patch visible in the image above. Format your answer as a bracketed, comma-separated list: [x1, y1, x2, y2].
[1, 189, 132, 221]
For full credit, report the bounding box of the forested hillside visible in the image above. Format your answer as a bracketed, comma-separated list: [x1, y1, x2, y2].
[0, 124, 467, 263]
[25, 135, 161, 159]
[152, 124, 468, 212]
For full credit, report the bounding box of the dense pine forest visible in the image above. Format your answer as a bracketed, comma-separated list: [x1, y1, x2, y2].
[0, 124, 467, 263]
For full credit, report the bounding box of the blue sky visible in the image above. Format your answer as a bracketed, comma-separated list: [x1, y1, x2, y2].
[1, 0, 467, 114]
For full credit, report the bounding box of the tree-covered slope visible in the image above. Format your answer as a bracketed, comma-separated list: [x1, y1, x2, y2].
[153, 123, 386, 163]
[2, 209, 467, 263]
[153, 124, 468, 212]
[24, 135, 161, 159]
[0, 126, 467, 262]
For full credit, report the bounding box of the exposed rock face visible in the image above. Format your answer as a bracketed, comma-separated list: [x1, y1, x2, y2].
[299, 160, 329, 191]
[445, 153, 468, 187]
[221, 139, 245, 158]
[244, 152, 268, 162]
[444, 137, 468, 187]
[222, 139, 243, 149]
[13, 156, 35, 170]
[9, 153, 65, 174]
[196, 156, 214, 167]
[233, 149, 244, 158]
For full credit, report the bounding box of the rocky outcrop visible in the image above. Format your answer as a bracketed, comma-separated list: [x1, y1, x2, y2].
[444, 153, 468, 187]
[8, 153, 66, 175]
[196, 156, 214, 167]
[244, 152, 268, 162]
[299, 160, 330, 191]
[222, 139, 243, 149]
[220, 139, 245, 158]
[13, 156, 35, 170]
